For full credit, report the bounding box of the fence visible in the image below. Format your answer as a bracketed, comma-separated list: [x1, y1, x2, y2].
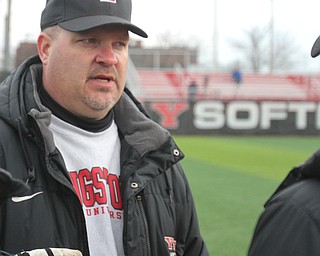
[137, 70, 320, 135]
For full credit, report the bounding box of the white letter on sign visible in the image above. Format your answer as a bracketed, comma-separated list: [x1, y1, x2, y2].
[288, 102, 316, 130]
[260, 102, 287, 129]
[226, 101, 259, 129]
[194, 101, 224, 129]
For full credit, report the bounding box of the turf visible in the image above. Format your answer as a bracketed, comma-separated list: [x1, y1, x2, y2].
[173, 135, 320, 256]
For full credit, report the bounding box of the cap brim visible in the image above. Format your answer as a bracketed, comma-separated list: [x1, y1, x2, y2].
[311, 35, 320, 58]
[59, 15, 148, 38]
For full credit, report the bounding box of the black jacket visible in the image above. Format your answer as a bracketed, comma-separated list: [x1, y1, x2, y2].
[248, 148, 320, 256]
[0, 56, 208, 256]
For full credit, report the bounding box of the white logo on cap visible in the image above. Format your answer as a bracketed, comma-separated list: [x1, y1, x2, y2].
[100, 0, 116, 3]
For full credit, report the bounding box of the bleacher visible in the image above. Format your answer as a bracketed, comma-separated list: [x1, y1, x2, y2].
[137, 70, 320, 102]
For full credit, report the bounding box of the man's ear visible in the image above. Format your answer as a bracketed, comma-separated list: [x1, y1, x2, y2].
[37, 32, 52, 65]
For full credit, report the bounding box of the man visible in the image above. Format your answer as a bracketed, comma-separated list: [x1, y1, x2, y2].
[0, 0, 208, 255]
[248, 35, 320, 256]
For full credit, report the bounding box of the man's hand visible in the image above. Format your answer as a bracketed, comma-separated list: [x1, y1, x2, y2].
[0, 168, 30, 197]
[17, 248, 83, 256]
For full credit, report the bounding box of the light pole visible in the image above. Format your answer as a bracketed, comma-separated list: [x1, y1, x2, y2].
[3, 0, 12, 71]
[270, 0, 274, 73]
[213, 0, 218, 71]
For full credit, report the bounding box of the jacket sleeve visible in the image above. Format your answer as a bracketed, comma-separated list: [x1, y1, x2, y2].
[175, 165, 209, 256]
[248, 198, 320, 256]
[182, 194, 209, 256]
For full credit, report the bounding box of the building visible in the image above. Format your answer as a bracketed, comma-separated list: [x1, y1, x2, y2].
[12, 40, 199, 70]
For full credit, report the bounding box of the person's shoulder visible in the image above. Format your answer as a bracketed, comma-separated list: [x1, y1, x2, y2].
[249, 179, 320, 256]
[269, 179, 320, 210]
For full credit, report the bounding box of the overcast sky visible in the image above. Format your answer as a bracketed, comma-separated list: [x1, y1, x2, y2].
[1, 0, 320, 73]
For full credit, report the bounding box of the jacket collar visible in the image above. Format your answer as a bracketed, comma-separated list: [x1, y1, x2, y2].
[114, 92, 171, 157]
[265, 148, 320, 206]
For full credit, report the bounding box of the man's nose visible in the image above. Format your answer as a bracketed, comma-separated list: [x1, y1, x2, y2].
[95, 47, 118, 66]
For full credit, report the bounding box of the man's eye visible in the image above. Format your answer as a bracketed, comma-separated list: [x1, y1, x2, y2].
[114, 42, 127, 48]
[82, 38, 97, 44]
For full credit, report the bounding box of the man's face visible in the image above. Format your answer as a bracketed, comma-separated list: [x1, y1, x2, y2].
[38, 25, 129, 120]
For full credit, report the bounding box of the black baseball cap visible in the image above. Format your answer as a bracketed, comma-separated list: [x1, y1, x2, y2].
[40, 0, 148, 38]
[311, 35, 320, 58]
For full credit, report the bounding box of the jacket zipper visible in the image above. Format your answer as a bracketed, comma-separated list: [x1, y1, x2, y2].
[16, 116, 90, 256]
[48, 155, 90, 256]
[136, 194, 151, 255]
[16, 117, 35, 183]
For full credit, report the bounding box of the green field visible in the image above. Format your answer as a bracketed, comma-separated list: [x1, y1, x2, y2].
[173, 135, 320, 256]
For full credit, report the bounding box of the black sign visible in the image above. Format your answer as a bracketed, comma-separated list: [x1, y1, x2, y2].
[144, 100, 320, 135]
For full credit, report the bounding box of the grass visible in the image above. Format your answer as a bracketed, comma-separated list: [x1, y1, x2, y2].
[173, 135, 320, 256]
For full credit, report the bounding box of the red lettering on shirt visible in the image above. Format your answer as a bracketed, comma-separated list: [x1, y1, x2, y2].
[69, 167, 122, 210]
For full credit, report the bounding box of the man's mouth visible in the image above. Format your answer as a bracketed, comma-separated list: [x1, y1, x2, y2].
[89, 74, 115, 84]
[95, 77, 111, 82]
[88, 71, 116, 87]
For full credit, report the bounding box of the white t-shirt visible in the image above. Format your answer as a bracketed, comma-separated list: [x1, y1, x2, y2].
[49, 115, 124, 256]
